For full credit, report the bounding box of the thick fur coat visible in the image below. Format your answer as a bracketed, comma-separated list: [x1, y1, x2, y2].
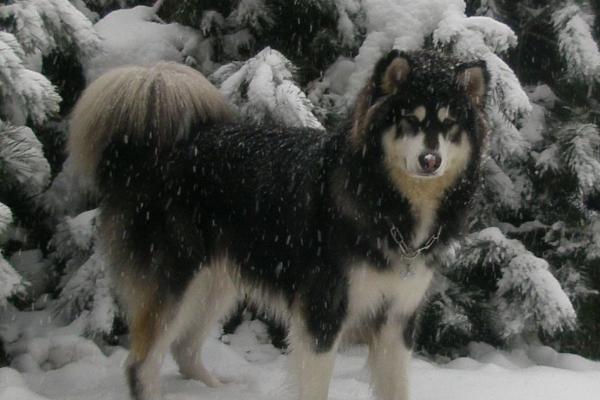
[68, 50, 489, 400]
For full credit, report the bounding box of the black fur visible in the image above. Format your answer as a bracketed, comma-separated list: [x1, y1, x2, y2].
[402, 313, 417, 349]
[0, 337, 9, 367]
[127, 363, 143, 400]
[97, 50, 488, 353]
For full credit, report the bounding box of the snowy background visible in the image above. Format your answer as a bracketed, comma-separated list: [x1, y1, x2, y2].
[1, 0, 600, 399]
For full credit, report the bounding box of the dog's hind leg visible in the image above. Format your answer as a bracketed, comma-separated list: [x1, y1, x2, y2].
[367, 314, 414, 400]
[171, 259, 237, 387]
[126, 293, 180, 400]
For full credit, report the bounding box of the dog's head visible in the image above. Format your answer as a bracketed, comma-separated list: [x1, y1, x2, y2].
[352, 50, 489, 180]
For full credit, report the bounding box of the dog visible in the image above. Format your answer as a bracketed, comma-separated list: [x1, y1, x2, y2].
[68, 50, 489, 400]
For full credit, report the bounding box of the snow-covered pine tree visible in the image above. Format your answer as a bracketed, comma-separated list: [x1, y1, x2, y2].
[423, 227, 576, 349]
[159, 0, 362, 83]
[74, 0, 141, 19]
[422, 0, 600, 358]
[0, 202, 24, 305]
[50, 209, 119, 336]
[212, 47, 324, 129]
[0, 0, 99, 306]
[520, 0, 600, 358]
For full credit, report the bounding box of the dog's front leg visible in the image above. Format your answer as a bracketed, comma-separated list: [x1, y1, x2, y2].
[367, 313, 415, 400]
[287, 314, 341, 400]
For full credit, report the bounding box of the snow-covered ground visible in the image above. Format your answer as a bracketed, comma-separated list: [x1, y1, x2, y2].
[1, 308, 599, 400]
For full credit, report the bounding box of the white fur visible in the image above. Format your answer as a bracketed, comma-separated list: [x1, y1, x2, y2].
[287, 314, 341, 400]
[347, 257, 432, 400]
[347, 257, 433, 322]
[368, 318, 412, 400]
[437, 106, 450, 122]
[412, 106, 426, 122]
[171, 258, 238, 386]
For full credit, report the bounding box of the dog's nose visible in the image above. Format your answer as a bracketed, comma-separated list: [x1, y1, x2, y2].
[418, 152, 442, 174]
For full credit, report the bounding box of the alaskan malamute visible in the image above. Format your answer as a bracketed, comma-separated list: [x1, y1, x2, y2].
[68, 50, 489, 400]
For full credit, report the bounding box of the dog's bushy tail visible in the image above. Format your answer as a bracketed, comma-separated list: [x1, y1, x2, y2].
[68, 62, 233, 188]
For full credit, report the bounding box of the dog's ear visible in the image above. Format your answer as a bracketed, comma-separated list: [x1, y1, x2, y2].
[456, 61, 489, 108]
[372, 50, 412, 101]
[351, 51, 411, 148]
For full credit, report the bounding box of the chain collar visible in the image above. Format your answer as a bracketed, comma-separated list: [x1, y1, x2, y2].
[390, 224, 443, 259]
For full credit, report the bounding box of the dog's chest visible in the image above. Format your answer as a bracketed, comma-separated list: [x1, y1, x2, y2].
[346, 256, 433, 320]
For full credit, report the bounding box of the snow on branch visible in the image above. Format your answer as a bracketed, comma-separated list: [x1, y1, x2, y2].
[337, 0, 530, 123]
[489, 109, 530, 164]
[459, 16, 517, 54]
[345, 0, 465, 100]
[85, 4, 208, 81]
[483, 109, 532, 212]
[333, 0, 363, 48]
[494, 253, 576, 337]
[56, 210, 97, 256]
[586, 217, 600, 261]
[483, 158, 523, 211]
[456, 227, 576, 338]
[0, 1, 52, 55]
[69, 0, 100, 23]
[428, 276, 475, 338]
[227, 0, 274, 34]
[0, 32, 61, 124]
[534, 143, 561, 175]
[553, 3, 600, 84]
[48, 209, 97, 296]
[11, 68, 62, 124]
[456, 227, 527, 269]
[200, 10, 225, 36]
[0, 253, 25, 305]
[54, 251, 117, 335]
[0, 120, 51, 195]
[51, 209, 118, 335]
[213, 47, 324, 129]
[557, 122, 600, 196]
[0, 0, 101, 58]
[434, 10, 531, 122]
[0, 202, 12, 237]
